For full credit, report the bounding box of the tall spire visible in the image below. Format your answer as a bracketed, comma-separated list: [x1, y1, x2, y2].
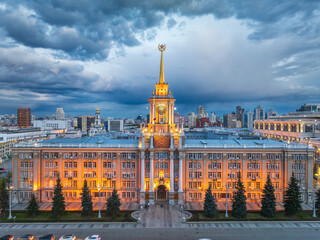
[158, 44, 166, 84]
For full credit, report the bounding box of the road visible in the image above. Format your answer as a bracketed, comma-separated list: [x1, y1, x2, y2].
[1, 223, 320, 240]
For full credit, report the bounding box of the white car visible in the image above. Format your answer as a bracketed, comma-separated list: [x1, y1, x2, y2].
[85, 236, 100, 240]
[59, 235, 76, 240]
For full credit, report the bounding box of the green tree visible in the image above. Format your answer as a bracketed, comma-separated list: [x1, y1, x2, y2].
[315, 189, 320, 214]
[81, 179, 93, 217]
[27, 193, 39, 217]
[0, 178, 9, 218]
[203, 185, 217, 218]
[232, 174, 247, 218]
[106, 189, 120, 217]
[284, 176, 302, 216]
[51, 176, 65, 218]
[261, 175, 276, 218]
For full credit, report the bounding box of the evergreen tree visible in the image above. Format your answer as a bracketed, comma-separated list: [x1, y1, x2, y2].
[284, 176, 302, 216]
[203, 185, 217, 218]
[51, 176, 65, 218]
[0, 178, 9, 218]
[315, 189, 320, 214]
[261, 175, 276, 218]
[81, 179, 93, 217]
[27, 193, 39, 217]
[106, 189, 120, 217]
[232, 174, 247, 218]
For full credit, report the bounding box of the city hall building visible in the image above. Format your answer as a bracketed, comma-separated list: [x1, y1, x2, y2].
[12, 45, 315, 205]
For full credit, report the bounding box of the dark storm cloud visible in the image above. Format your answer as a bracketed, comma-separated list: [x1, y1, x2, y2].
[1, 0, 319, 59]
[0, 0, 319, 116]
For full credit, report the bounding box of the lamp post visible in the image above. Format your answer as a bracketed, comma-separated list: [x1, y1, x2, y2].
[97, 185, 101, 219]
[225, 184, 229, 218]
[8, 186, 13, 219]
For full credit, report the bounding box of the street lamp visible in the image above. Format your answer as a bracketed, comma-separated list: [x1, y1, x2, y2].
[8, 185, 13, 219]
[97, 185, 101, 219]
[225, 184, 229, 218]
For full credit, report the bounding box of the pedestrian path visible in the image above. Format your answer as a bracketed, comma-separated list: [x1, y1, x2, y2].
[140, 202, 187, 228]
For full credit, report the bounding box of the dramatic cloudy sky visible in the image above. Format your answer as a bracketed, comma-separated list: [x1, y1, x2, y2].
[0, 0, 319, 118]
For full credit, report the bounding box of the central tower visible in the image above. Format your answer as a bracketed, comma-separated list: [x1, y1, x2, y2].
[146, 44, 180, 148]
[140, 44, 183, 205]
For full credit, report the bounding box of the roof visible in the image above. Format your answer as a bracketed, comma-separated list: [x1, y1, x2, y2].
[184, 138, 313, 150]
[14, 135, 139, 149]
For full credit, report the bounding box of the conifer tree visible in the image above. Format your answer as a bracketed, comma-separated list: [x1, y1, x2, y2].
[232, 174, 247, 218]
[27, 193, 39, 217]
[81, 179, 93, 217]
[315, 189, 320, 214]
[284, 176, 302, 216]
[106, 189, 120, 217]
[51, 176, 65, 218]
[261, 175, 276, 218]
[0, 178, 9, 218]
[203, 185, 217, 218]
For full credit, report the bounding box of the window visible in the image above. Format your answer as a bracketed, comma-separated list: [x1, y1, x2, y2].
[227, 153, 242, 160]
[208, 153, 222, 160]
[102, 152, 117, 159]
[155, 152, 169, 159]
[188, 153, 203, 160]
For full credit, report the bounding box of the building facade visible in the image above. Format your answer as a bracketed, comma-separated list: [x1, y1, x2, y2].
[12, 46, 316, 206]
[17, 108, 32, 128]
[32, 119, 72, 131]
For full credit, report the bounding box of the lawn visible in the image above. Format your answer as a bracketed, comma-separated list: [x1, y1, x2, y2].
[0, 210, 136, 223]
[188, 210, 320, 221]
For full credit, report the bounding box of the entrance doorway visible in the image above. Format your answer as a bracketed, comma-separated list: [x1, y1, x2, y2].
[156, 185, 167, 201]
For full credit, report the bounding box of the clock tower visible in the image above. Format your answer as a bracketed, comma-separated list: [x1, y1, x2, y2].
[140, 44, 183, 205]
[145, 44, 181, 148]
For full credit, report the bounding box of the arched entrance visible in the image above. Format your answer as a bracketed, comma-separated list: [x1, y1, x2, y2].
[156, 185, 167, 201]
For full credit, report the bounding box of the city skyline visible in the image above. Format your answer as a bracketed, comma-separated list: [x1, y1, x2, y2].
[0, 1, 319, 117]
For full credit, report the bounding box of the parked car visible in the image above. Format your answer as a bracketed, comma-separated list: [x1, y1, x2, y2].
[39, 235, 55, 240]
[17, 235, 34, 240]
[59, 236, 76, 240]
[0, 236, 14, 240]
[85, 236, 101, 240]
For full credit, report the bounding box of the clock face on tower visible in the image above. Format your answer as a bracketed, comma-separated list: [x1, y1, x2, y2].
[158, 105, 166, 115]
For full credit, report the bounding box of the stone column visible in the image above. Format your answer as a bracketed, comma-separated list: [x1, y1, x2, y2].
[178, 151, 184, 205]
[13, 153, 19, 203]
[149, 151, 155, 204]
[140, 151, 145, 204]
[169, 151, 175, 205]
[307, 153, 313, 203]
[116, 153, 121, 189]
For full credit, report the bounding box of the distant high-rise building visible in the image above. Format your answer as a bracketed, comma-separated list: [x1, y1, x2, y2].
[210, 112, 216, 123]
[243, 110, 254, 129]
[223, 113, 237, 128]
[77, 116, 95, 132]
[17, 107, 31, 128]
[236, 106, 244, 124]
[56, 108, 65, 120]
[174, 112, 186, 127]
[266, 109, 278, 119]
[254, 105, 265, 120]
[188, 112, 197, 128]
[197, 106, 207, 119]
